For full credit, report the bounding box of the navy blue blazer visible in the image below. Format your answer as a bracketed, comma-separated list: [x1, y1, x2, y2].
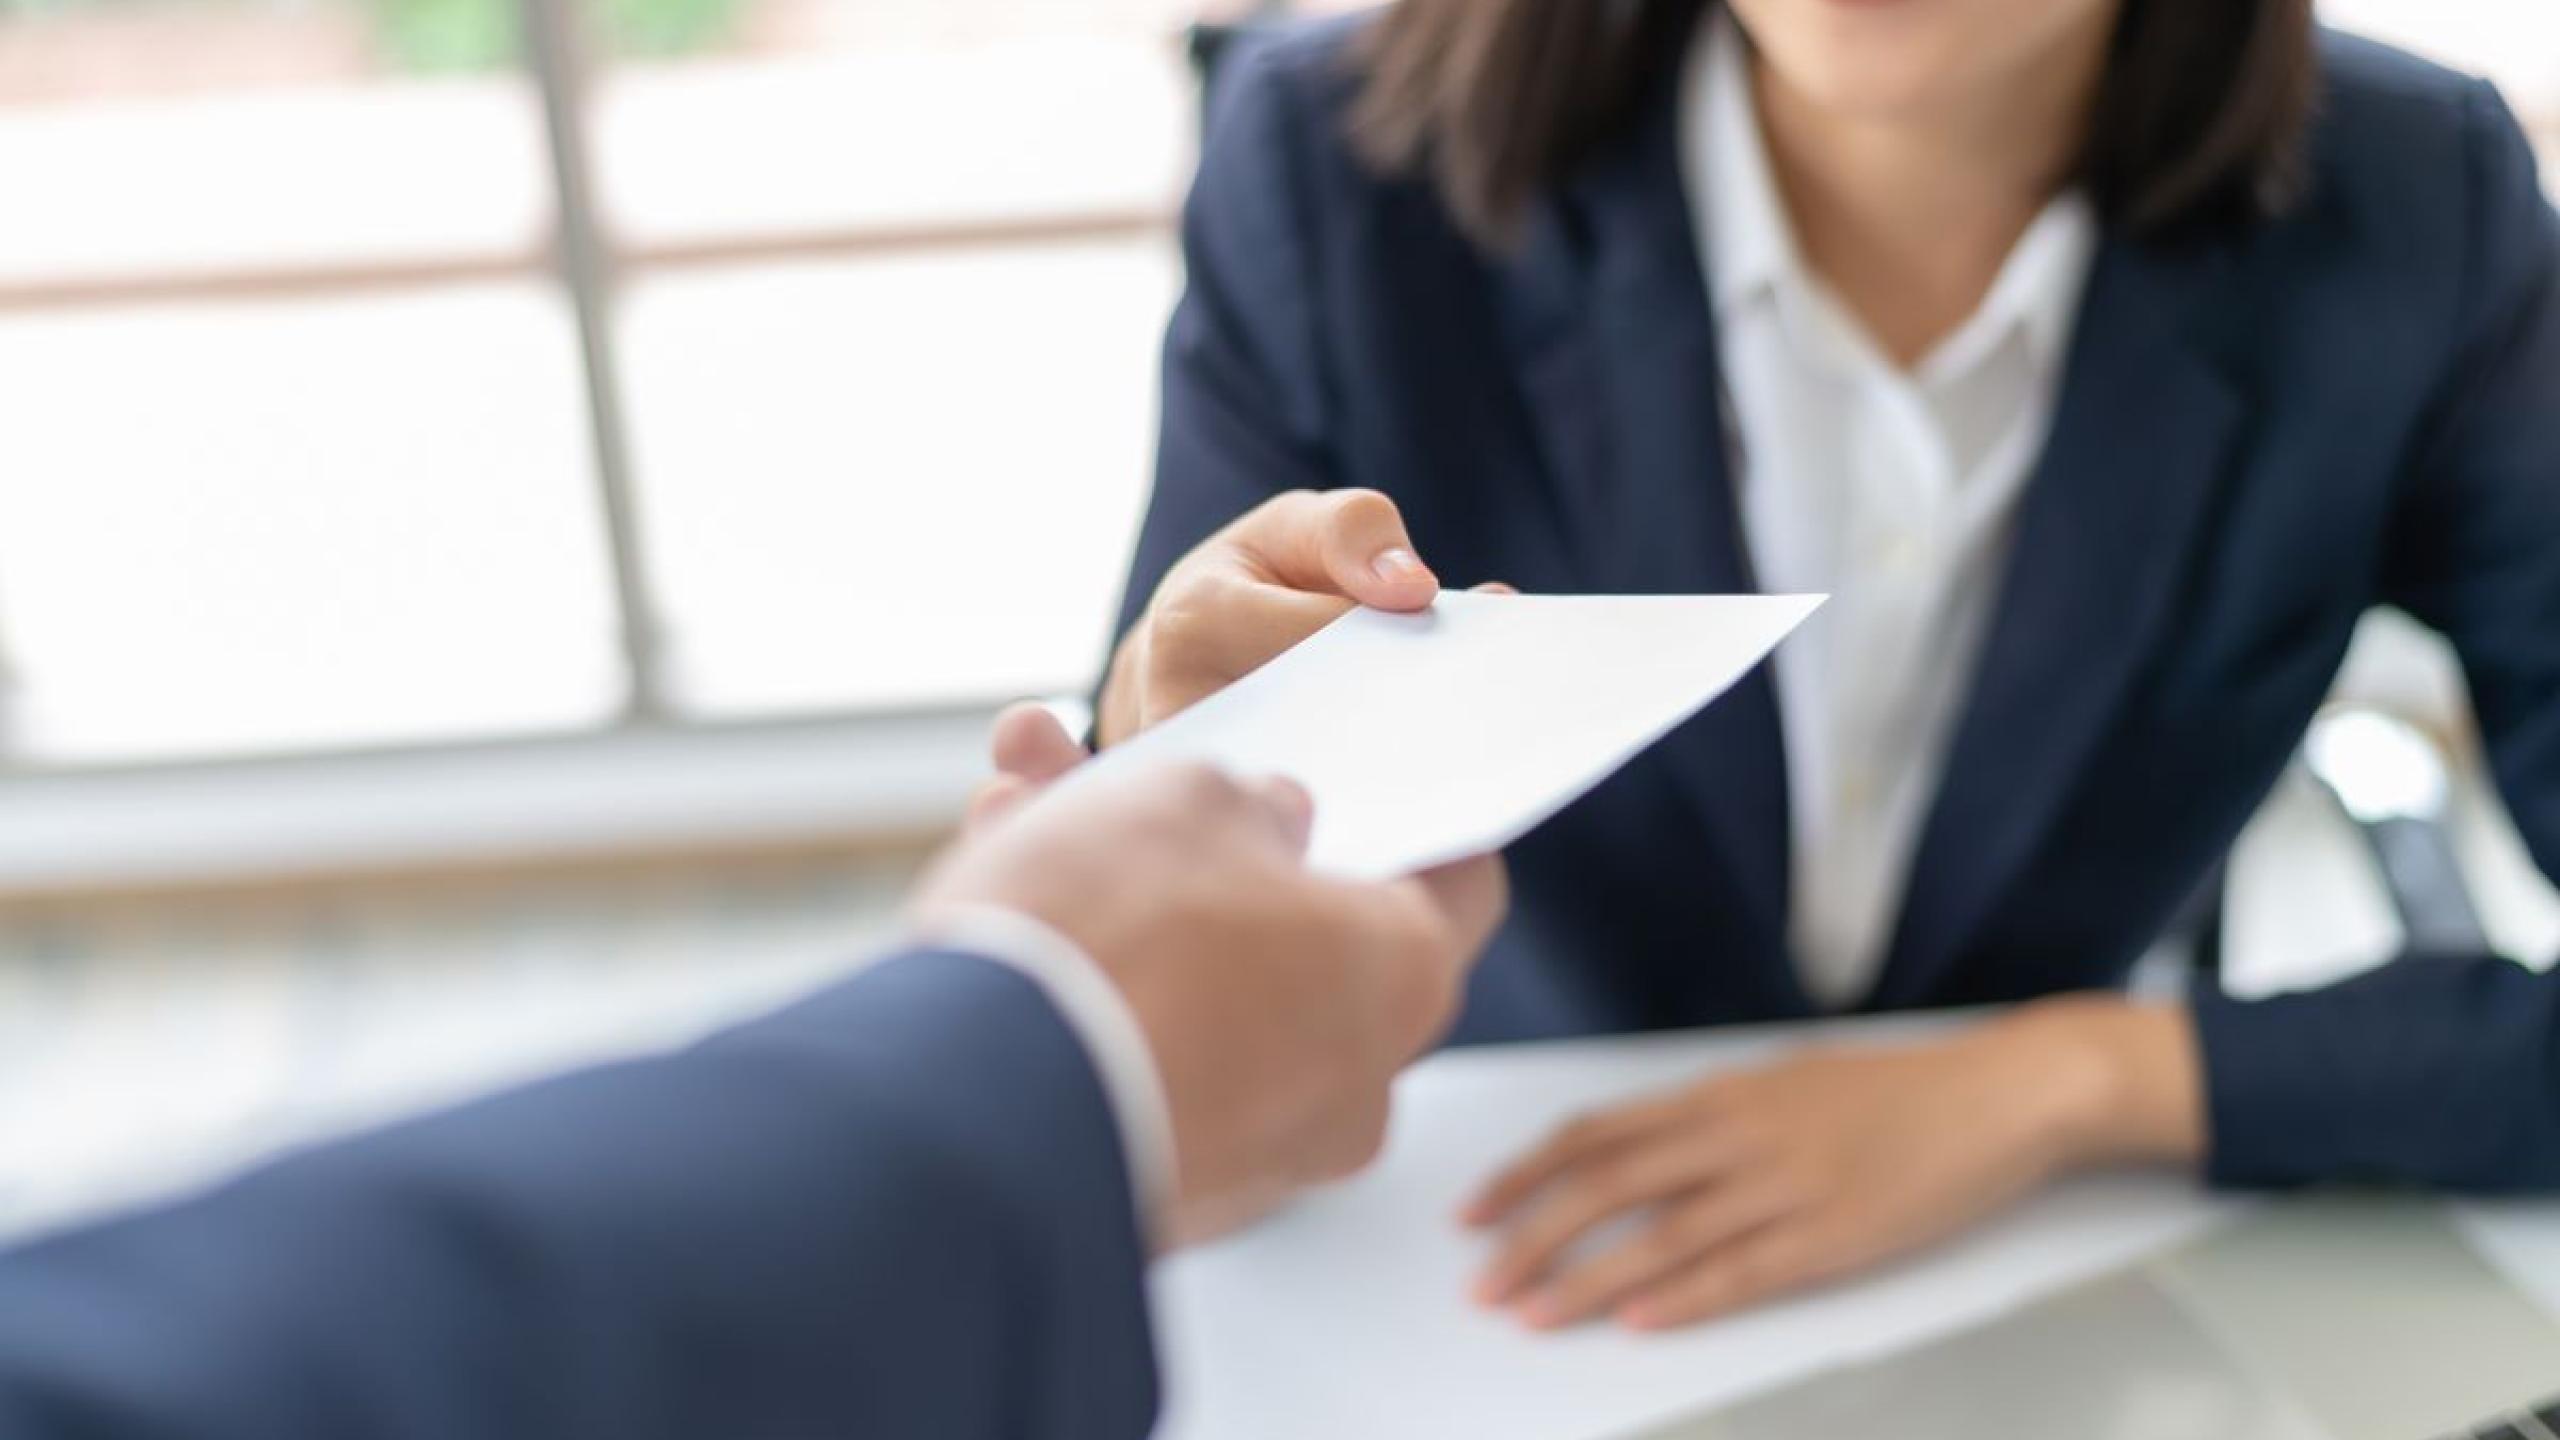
[1120, 16, 2560, 1191]
[0, 953, 1158, 1440]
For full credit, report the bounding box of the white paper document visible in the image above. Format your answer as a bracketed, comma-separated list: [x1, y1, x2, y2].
[1075, 592, 1823, 878]
[1155, 1021, 2249, 1440]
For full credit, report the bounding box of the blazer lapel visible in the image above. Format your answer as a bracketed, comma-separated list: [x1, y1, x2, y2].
[1868, 237, 2247, 1010]
[1496, 54, 1796, 983]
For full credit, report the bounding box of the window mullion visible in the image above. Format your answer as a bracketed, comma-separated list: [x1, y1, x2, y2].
[521, 0, 673, 724]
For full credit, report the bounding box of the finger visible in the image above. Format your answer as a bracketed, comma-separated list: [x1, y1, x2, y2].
[1366, 857, 1508, 1060]
[1470, 581, 1519, 596]
[1472, 1136, 1747, 1306]
[989, 702, 1085, 783]
[1241, 775, 1316, 858]
[1170, 1175, 1297, 1252]
[1618, 1223, 1831, 1331]
[1245, 489, 1438, 612]
[1517, 1181, 1799, 1330]
[1408, 854, 1509, 961]
[1461, 1095, 1697, 1228]
[1146, 574, 1355, 718]
[1307, 1078, 1396, 1184]
[1151, 764, 1316, 868]
[965, 774, 1037, 830]
[1145, 762, 1261, 833]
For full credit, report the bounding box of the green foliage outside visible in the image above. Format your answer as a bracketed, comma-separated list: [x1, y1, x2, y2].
[0, 0, 747, 73]
[375, 0, 745, 71]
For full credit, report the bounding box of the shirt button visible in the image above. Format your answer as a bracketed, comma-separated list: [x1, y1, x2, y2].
[1841, 769, 1877, 812]
[1875, 532, 1924, 573]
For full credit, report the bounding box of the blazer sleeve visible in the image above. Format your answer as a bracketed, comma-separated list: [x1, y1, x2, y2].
[0, 951, 1160, 1440]
[1114, 37, 1343, 643]
[2191, 82, 2560, 1191]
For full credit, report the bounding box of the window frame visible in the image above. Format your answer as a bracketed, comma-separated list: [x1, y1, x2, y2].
[0, 0, 1191, 789]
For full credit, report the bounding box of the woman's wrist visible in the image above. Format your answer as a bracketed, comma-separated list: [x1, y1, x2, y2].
[1980, 996, 2208, 1172]
[1095, 627, 1149, 749]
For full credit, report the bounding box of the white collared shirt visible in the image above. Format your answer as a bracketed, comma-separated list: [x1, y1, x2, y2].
[1684, 12, 2099, 1009]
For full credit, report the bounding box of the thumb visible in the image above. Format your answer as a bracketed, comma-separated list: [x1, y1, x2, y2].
[1256, 489, 1438, 613]
[989, 701, 1086, 783]
[1409, 853, 1508, 973]
[1241, 775, 1317, 859]
[964, 773, 1038, 831]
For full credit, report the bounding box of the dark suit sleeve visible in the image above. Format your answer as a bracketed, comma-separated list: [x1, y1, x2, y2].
[1114, 39, 1342, 642]
[2192, 83, 2560, 1191]
[0, 951, 1159, 1440]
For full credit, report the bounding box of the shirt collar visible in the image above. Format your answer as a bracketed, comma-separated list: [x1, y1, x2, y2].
[1952, 189, 2098, 380]
[1683, 7, 2098, 378]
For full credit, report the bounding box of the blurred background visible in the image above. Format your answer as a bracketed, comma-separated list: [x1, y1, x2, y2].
[1, 0, 2555, 1238]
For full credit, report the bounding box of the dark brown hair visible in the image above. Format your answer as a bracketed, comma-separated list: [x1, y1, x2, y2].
[1349, 0, 2319, 247]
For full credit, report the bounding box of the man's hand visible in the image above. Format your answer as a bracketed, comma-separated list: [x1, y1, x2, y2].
[913, 742, 1508, 1245]
[1098, 489, 1440, 747]
[965, 703, 1093, 827]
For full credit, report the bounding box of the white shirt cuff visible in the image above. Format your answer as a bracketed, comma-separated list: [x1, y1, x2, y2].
[907, 905, 1178, 1244]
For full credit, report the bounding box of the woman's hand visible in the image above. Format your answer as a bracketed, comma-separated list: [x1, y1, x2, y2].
[1463, 998, 2205, 1332]
[1097, 489, 1441, 747]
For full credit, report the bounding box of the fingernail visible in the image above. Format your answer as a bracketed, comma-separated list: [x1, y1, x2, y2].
[1372, 548, 1432, 585]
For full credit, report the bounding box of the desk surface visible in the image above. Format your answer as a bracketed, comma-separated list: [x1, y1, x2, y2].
[1147, 677, 2560, 1440]
[1155, 1016, 2560, 1440]
[8, 656, 2559, 1434]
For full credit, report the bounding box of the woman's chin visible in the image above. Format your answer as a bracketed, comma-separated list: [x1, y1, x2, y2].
[1760, 50, 1993, 128]
[1735, 0, 2122, 134]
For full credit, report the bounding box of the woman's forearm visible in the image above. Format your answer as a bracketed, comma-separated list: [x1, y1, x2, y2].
[1987, 995, 2209, 1170]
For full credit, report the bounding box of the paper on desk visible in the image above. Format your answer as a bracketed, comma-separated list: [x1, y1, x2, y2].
[1154, 1023, 2248, 1440]
[1075, 592, 1822, 878]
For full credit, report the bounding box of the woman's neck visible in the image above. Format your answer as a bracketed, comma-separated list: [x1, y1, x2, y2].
[1752, 50, 2100, 367]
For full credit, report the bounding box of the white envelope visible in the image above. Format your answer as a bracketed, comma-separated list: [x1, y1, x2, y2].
[1073, 591, 1822, 878]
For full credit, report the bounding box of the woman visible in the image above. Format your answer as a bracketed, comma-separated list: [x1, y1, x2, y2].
[1051, 0, 2560, 1331]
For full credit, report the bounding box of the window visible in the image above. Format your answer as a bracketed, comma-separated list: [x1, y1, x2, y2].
[0, 0, 1204, 772]
[0, 0, 2548, 778]
[586, 0, 1194, 716]
[0, 0, 617, 764]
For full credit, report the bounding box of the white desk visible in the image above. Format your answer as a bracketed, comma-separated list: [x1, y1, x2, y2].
[1150, 622, 2560, 1440]
[1155, 1017, 2560, 1440]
